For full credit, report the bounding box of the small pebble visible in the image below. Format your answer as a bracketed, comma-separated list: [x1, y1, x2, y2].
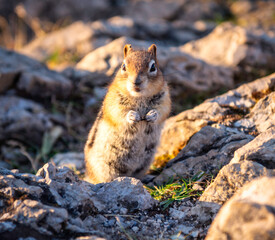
[132, 226, 139, 233]
[120, 207, 128, 215]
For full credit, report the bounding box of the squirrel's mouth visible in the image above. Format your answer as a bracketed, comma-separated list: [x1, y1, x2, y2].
[134, 87, 141, 92]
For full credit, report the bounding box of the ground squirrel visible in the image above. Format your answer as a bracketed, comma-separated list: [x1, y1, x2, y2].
[84, 44, 171, 183]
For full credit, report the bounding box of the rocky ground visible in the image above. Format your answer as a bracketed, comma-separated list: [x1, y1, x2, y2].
[0, 0, 275, 240]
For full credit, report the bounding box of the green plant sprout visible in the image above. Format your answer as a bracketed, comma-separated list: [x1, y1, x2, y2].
[146, 172, 213, 210]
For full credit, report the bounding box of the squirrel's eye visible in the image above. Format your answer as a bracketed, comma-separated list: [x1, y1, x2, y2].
[150, 63, 156, 72]
[122, 63, 126, 72]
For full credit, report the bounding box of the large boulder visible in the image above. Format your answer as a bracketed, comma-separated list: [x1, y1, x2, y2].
[200, 160, 274, 205]
[153, 126, 253, 185]
[156, 73, 275, 161]
[231, 127, 275, 168]
[0, 163, 155, 239]
[0, 48, 72, 98]
[206, 176, 275, 240]
[155, 101, 228, 162]
[92, 177, 156, 212]
[182, 23, 275, 80]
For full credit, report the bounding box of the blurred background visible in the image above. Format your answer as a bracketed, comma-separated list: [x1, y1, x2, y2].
[1, 0, 275, 62]
[0, 0, 274, 173]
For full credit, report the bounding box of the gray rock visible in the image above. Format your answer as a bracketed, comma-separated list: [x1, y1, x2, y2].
[132, 226, 139, 233]
[0, 163, 157, 239]
[36, 162, 79, 183]
[0, 96, 53, 145]
[1, 146, 28, 164]
[0, 48, 72, 98]
[200, 160, 273, 205]
[0, 159, 12, 169]
[190, 202, 221, 223]
[52, 152, 85, 172]
[17, 70, 72, 99]
[169, 208, 186, 220]
[206, 176, 275, 240]
[207, 73, 275, 109]
[153, 126, 253, 185]
[156, 72, 275, 164]
[76, 36, 233, 96]
[176, 225, 193, 235]
[20, 21, 110, 63]
[0, 71, 16, 93]
[246, 92, 275, 133]
[92, 177, 156, 212]
[37, 163, 155, 213]
[0, 221, 16, 233]
[155, 101, 227, 160]
[0, 174, 43, 199]
[0, 199, 68, 235]
[36, 163, 97, 210]
[182, 23, 275, 72]
[160, 47, 232, 95]
[231, 127, 275, 169]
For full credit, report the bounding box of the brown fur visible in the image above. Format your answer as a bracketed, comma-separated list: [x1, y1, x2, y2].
[84, 44, 171, 184]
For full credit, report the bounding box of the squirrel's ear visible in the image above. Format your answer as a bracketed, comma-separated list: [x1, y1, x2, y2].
[124, 44, 132, 58]
[148, 44, 157, 58]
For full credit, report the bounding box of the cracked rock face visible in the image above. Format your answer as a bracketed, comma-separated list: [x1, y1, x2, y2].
[150, 72, 275, 231]
[156, 73, 275, 162]
[0, 163, 155, 239]
[0, 199, 69, 235]
[243, 92, 275, 133]
[153, 126, 253, 185]
[208, 73, 275, 110]
[231, 127, 275, 168]
[200, 160, 274, 205]
[206, 177, 275, 240]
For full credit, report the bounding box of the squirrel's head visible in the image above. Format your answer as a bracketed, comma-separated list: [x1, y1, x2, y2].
[118, 44, 164, 97]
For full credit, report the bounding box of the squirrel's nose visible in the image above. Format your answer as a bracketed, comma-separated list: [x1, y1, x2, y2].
[133, 76, 142, 86]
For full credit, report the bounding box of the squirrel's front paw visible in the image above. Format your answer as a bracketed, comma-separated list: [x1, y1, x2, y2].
[145, 109, 158, 123]
[126, 110, 141, 124]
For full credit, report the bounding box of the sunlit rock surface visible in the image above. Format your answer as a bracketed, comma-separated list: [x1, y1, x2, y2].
[206, 177, 275, 240]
